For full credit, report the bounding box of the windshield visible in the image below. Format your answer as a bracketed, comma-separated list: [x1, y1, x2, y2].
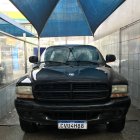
[41, 45, 105, 66]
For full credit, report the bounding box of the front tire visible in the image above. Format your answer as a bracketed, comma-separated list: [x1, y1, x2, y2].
[19, 119, 38, 133]
[106, 118, 125, 132]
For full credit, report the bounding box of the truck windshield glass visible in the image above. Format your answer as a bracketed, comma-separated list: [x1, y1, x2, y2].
[42, 46, 104, 65]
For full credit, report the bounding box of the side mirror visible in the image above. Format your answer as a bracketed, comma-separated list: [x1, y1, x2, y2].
[29, 56, 38, 63]
[106, 54, 116, 63]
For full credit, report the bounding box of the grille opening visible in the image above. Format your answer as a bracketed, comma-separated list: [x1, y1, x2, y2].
[33, 82, 110, 100]
[44, 111, 100, 120]
[73, 83, 108, 91]
[35, 83, 71, 91]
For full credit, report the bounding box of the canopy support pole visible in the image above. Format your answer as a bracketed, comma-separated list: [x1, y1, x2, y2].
[38, 37, 40, 61]
[119, 29, 122, 74]
[23, 33, 27, 73]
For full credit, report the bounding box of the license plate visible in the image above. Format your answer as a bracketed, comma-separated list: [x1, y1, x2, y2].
[58, 120, 87, 129]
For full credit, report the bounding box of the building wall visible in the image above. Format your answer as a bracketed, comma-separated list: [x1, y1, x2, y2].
[121, 21, 140, 107]
[93, 31, 120, 72]
[94, 0, 140, 40]
[94, 20, 140, 108]
[0, 32, 37, 119]
[0, 33, 25, 84]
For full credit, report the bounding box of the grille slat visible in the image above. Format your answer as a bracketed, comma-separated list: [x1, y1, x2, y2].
[33, 82, 110, 100]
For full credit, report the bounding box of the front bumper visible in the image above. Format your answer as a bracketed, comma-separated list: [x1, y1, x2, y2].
[15, 97, 131, 125]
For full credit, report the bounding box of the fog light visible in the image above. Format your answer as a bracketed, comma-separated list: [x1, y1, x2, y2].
[111, 93, 128, 98]
[17, 94, 34, 99]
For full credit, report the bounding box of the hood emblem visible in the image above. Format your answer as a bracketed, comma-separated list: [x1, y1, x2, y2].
[68, 73, 75, 77]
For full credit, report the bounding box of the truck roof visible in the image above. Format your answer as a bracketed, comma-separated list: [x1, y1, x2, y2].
[47, 44, 97, 49]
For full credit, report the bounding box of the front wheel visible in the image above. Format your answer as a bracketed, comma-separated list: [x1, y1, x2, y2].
[106, 118, 125, 132]
[19, 119, 38, 133]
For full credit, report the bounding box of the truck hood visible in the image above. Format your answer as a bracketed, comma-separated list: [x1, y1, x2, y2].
[32, 65, 111, 82]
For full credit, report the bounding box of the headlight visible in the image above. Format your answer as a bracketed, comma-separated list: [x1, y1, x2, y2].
[16, 86, 34, 99]
[111, 85, 128, 98]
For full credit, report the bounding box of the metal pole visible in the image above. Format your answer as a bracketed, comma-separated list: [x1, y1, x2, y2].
[0, 30, 37, 46]
[38, 37, 40, 61]
[23, 33, 27, 73]
[119, 29, 122, 74]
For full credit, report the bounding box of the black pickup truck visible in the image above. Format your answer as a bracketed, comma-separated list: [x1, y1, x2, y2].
[15, 45, 131, 133]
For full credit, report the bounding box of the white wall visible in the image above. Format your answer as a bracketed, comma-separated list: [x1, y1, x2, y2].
[94, 0, 140, 40]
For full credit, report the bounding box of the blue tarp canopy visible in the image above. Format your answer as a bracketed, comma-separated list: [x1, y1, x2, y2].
[0, 13, 35, 37]
[10, 0, 125, 37]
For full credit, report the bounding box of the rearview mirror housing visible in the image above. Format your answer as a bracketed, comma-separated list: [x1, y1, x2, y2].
[106, 54, 116, 63]
[29, 56, 38, 63]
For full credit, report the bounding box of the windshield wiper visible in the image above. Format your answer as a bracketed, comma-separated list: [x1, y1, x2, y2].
[40, 60, 68, 66]
[76, 61, 99, 65]
[68, 48, 79, 66]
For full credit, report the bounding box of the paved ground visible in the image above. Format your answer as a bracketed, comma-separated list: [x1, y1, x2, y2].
[0, 106, 140, 140]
